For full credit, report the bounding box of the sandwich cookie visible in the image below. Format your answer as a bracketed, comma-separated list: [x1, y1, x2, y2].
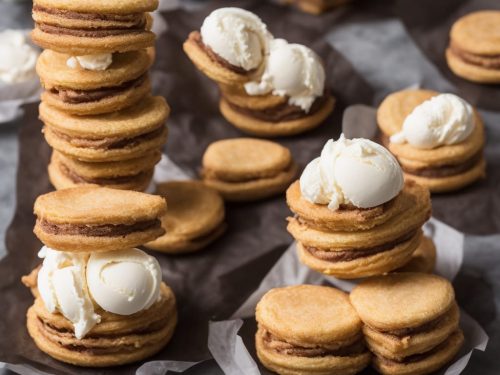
[37, 49, 153, 115]
[33, 186, 167, 252]
[222, 38, 334, 137]
[41, 95, 169, 162]
[183, 8, 271, 86]
[377, 89, 485, 193]
[201, 138, 298, 201]
[287, 135, 431, 279]
[24, 248, 177, 366]
[446, 11, 500, 83]
[350, 273, 464, 375]
[48, 150, 160, 191]
[145, 181, 226, 254]
[256, 285, 371, 375]
[31, 0, 157, 55]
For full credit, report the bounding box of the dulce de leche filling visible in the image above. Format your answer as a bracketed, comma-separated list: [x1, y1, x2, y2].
[58, 162, 150, 186]
[38, 218, 161, 237]
[262, 329, 367, 358]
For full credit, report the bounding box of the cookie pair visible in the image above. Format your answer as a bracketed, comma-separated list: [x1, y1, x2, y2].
[201, 138, 298, 202]
[378, 89, 485, 193]
[446, 11, 500, 84]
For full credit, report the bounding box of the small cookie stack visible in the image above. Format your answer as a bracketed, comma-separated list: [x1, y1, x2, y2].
[286, 135, 432, 279]
[31, 0, 169, 191]
[23, 186, 177, 366]
[184, 7, 334, 137]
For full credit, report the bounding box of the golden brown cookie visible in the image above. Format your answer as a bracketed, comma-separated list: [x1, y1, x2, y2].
[145, 181, 226, 254]
[40, 96, 169, 162]
[395, 236, 436, 274]
[256, 285, 371, 375]
[33, 186, 166, 252]
[350, 273, 463, 375]
[31, 0, 157, 54]
[37, 49, 153, 115]
[377, 89, 485, 193]
[201, 138, 298, 201]
[27, 282, 176, 367]
[446, 11, 500, 83]
[48, 150, 160, 191]
[219, 94, 335, 137]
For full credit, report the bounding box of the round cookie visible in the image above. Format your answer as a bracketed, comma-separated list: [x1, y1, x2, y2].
[40, 96, 169, 162]
[31, 0, 157, 54]
[27, 282, 176, 367]
[219, 95, 335, 137]
[256, 285, 371, 375]
[37, 49, 153, 115]
[396, 236, 436, 273]
[48, 150, 160, 191]
[145, 181, 226, 254]
[202, 138, 298, 201]
[33, 186, 167, 252]
[350, 273, 455, 331]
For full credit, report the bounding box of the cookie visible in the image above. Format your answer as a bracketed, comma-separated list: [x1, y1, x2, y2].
[27, 282, 176, 367]
[219, 94, 335, 137]
[33, 186, 167, 252]
[256, 285, 371, 375]
[350, 273, 463, 375]
[37, 49, 153, 115]
[31, 0, 157, 54]
[40, 95, 169, 162]
[48, 150, 160, 191]
[292, 0, 351, 15]
[446, 11, 500, 83]
[287, 180, 431, 279]
[145, 181, 226, 254]
[396, 236, 436, 274]
[201, 138, 298, 201]
[377, 89, 485, 193]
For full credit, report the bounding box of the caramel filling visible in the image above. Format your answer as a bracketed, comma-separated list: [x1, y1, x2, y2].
[38, 218, 161, 237]
[36, 23, 147, 37]
[49, 74, 147, 104]
[203, 161, 295, 183]
[304, 229, 417, 262]
[450, 42, 500, 70]
[262, 330, 367, 358]
[59, 162, 150, 185]
[401, 151, 483, 178]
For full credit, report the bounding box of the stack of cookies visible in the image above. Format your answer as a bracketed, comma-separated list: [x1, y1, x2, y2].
[22, 186, 177, 366]
[184, 7, 334, 137]
[31, 0, 169, 191]
[286, 135, 432, 279]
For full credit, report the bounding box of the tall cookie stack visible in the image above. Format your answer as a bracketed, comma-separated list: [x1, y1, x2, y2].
[22, 186, 177, 366]
[31, 0, 168, 191]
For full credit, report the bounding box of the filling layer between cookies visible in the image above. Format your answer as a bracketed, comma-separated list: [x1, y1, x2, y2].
[303, 229, 418, 263]
[203, 162, 295, 184]
[450, 42, 500, 70]
[261, 329, 367, 358]
[401, 151, 483, 178]
[189, 31, 254, 75]
[49, 125, 164, 150]
[33, 5, 144, 23]
[58, 162, 151, 185]
[48, 74, 147, 104]
[38, 218, 161, 237]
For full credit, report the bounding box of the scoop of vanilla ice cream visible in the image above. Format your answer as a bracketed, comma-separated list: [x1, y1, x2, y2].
[86, 248, 161, 316]
[390, 93, 474, 149]
[66, 53, 113, 71]
[200, 7, 271, 71]
[0, 30, 38, 83]
[37, 247, 100, 339]
[300, 134, 404, 210]
[245, 38, 325, 112]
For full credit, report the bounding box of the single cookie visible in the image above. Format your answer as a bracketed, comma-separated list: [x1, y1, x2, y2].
[446, 11, 500, 83]
[33, 186, 167, 252]
[37, 49, 153, 115]
[48, 150, 160, 191]
[219, 94, 335, 137]
[256, 285, 371, 375]
[201, 138, 298, 201]
[40, 96, 169, 162]
[145, 181, 226, 254]
[350, 273, 463, 375]
[377, 89, 485, 192]
[396, 236, 436, 273]
[27, 282, 176, 367]
[31, 0, 157, 54]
